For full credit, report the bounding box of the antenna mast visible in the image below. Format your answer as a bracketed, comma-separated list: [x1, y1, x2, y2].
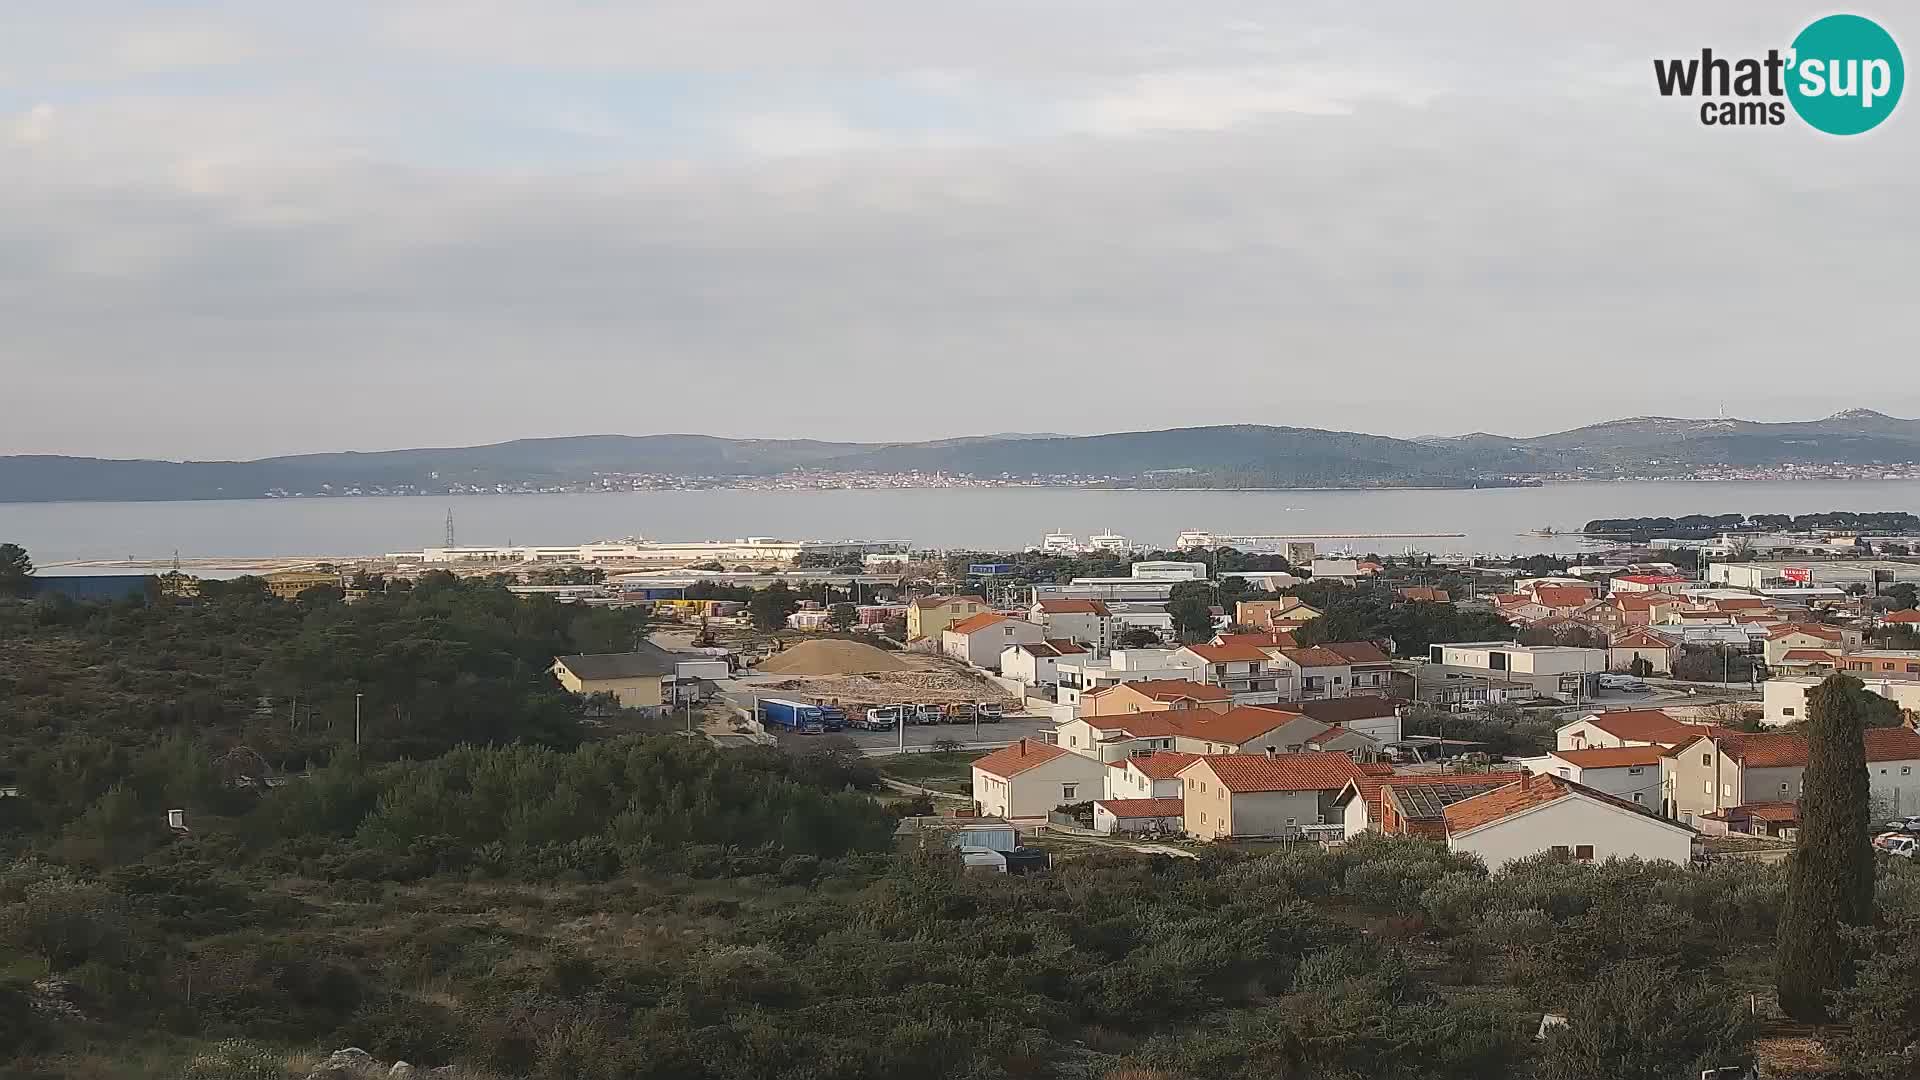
[444, 508, 456, 548]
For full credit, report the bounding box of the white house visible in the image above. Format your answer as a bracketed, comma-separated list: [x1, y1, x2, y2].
[942, 613, 1046, 671]
[1054, 649, 1196, 707]
[1000, 639, 1089, 687]
[1554, 709, 1699, 751]
[1763, 675, 1920, 727]
[1608, 630, 1677, 676]
[971, 739, 1111, 819]
[1092, 797, 1185, 835]
[1103, 751, 1199, 800]
[1441, 773, 1697, 871]
[1519, 746, 1668, 808]
[1029, 599, 1116, 650]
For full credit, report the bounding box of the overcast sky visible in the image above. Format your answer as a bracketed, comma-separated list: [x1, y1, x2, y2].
[5, 2, 1915, 459]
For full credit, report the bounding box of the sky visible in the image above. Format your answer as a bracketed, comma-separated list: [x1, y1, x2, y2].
[4, 2, 1916, 460]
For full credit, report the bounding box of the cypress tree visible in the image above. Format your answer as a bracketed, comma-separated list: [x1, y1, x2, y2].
[1776, 673, 1877, 1020]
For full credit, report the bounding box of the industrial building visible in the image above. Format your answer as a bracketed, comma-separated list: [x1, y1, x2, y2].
[387, 536, 908, 567]
[1706, 559, 1920, 592]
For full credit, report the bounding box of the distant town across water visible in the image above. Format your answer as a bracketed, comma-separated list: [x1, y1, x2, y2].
[10, 478, 1920, 569]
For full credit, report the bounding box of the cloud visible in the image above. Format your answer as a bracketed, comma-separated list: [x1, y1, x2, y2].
[110, 25, 259, 72]
[1, 2, 1916, 458]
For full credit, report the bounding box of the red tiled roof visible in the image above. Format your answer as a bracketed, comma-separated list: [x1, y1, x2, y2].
[1036, 599, 1112, 616]
[1344, 770, 1526, 824]
[1178, 707, 1310, 746]
[1285, 697, 1405, 725]
[1319, 640, 1392, 665]
[1358, 762, 1396, 776]
[1186, 752, 1365, 793]
[1884, 610, 1920, 624]
[1084, 678, 1231, 703]
[971, 738, 1072, 779]
[1183, 642, 1274, 663]
[1610, 630, 1673, 650]
[1442, 772, 1677, 835]
[1534, 586, 1599, 608]
[947, 612, 1013, 635]
[1575, 709, 1680, 740]
[1281, 646, 1351, 668]
[1013, 640, 1087, 658]
[1617, 574, 1689, 585]
[1779, 649, 1840, 663]
[1613, 593, 1680, 610]
[1705, 727, 1920, 769]
[1095, 797, 1185, 819]
[1398, 587, 1451, 603]
[1493, 593, 1531, 606]
[1768, 623, 1843, 641]
[1549, 746, 1669, 768]
[1710, 597, 1771, 611]
[1127, 751, 1202, 779]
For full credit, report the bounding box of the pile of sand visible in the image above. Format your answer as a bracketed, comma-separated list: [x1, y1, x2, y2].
[756, 639, 911, 676]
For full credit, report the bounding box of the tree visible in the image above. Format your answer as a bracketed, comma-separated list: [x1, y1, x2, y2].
[1777, 673, 1877, 1021]
[1116, 626, 1163, 649]
[1628, 656, 1653, 679]
[0, 543, 32, 597]
[1537, 960, 1755, 1080]
[1167, 581, 1215, 644]
[748, 581, 800, 633]
[826, 603, 858, 632]
[1886, 581, 1918, 610]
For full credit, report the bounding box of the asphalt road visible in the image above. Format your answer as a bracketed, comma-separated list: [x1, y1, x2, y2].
[774, 715, 1057, 754]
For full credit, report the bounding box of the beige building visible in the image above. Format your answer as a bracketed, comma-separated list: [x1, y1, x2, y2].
[264, 570, 341, 600]
[1080, 679, 1232, 718]
[1178, 752, 1365, 839]
[971, 739, 1111, 819]
[1762, 623, 1856, 666]
[551, 646, 678, 711]
[1664, 726, 1920, 821]
[941, 613, 1045, 670]
[1608, 630, 1677, 675]
[907, 594, 988, 641]
[1235, 598, 1322, 630]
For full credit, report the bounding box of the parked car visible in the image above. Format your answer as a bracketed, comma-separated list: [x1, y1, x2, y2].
[1598, 674, 1649, 693]
[1876, 833, 1917, 858]
[1884, 816, 1920, 834]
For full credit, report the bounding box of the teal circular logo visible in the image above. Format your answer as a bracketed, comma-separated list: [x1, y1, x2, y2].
[1786, 14, 1903, 134]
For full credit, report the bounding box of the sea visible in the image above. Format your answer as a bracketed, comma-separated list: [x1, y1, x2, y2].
[6, 479, 1920, 568]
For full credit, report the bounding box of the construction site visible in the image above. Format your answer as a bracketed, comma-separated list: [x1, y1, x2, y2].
[748, 639, 1019, 711]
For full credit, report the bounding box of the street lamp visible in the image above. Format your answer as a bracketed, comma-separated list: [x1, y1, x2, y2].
[354, 692, 363, 746]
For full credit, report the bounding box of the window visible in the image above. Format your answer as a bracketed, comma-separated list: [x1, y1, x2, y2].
[1704, 780, 1713, 794]
[1782, 707, 1796, 717]
[1628, 766, 1644, 775]
[1633, 793, 1644, 804]
[1575, 845, 1594, 861]
[1069, 736, 1078, 747]
[1061, 784, 1077, 801]
[1701, 754, 1712, 766]
[1722, 784, 1732, 797]
[1199, 811, 1207, 823]
[1557, 768, 1571, 778]
[1781, 782, 1790, 792]
[1551, 845, 1570, 856]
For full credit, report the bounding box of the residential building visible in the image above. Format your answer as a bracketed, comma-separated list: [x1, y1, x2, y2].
[1281, 696, 1405, 743]
[1335, 771, 1527, 838]
[1172, 642, 1289, 704]
[1103, 751, 1200, 800]
[1763, 674, 1920, 726]
[1000, 639, 1089, 687]
[1398, 586, 1451, 603]
[1611, 574, 1691, 593]
[1763, 623, 1857, 666]
[1840, 650, 1920, 679]
[1520, 746, 1667, 808]
[1608, 592, 1686, 627]
[1422, 642, 1605, 702]
[1214, 630, 1299, 650]
[1773, 649, 1841, 676]
[1554, 709, 1720, 752]
[1317, 640, 1397, 695]
[1092, 798, 1186, 835]
[1882, 609, 1920, 628]
[1079, 679, 1232, 718]
[1235, 598, 1323, 630]
[1266, 646, 1354, 700]
[551, 646, 678, 711]
[264, 570, 341, 600]
[1442, 773, 1697, 871]
[907, 594, 988, 641]
[1029, 599, 1116, 650]
[1664, 726, 1920, 819]
[971, 739, 1111, 819]
[1609, 630, 1677, 675]
[1178, 752, 1366, 839]
[1054, 649, 1198, 706]
[1056, 705, 1375, 762]
[942, 614, 1045, 670]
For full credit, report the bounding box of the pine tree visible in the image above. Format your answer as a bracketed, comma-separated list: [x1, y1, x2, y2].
[1776, 673, 1877, 1020]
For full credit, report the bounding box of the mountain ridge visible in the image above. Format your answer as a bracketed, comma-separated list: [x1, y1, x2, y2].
[4, 410, 1917, 502]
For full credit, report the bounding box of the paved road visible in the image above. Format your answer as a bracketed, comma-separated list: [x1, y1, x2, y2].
[785, 716, 1056, 754]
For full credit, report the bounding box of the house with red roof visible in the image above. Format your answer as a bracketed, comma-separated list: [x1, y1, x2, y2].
[906, 594, 989, 640]
[1772, 648, 1841, 676]
[1608, 592, 1686, 627]
[1663, 725, 1920, 819]
[1092, 797, 1186, 836]
[971, 738, 1111, 819]
[1608, 629, 1677, 675]
[1398, 586, 1450, 603]
[1178, 752, 1366, 839]
[1103, 751, 1201, 800]
[941, 612, 1045, 669]
[1028, 598, 1116, 651]
[1000, 639, 1089, 687]
[1440, 772, 1697, 871]
[1268, 646, 1355, 700]
[1333, 771, 1527, 838]
[1172, 642, 1290, 703]
[1316, 640, 1398, 695]
[1762, 622, 1860, 666]
[1553, 709, 1721, 752]
[1522, 745, 1668, 809]
[1883, 609, 1920, 627]
[1611, 574, 1692, 593]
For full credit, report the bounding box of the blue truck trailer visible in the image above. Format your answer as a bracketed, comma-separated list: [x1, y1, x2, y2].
[759, 698, 827, 734]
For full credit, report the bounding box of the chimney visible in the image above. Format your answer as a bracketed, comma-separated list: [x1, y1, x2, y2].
[1265, 745, 1277, 758]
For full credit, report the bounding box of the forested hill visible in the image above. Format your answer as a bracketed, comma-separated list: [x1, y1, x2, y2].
[7, 407, 1920, 500]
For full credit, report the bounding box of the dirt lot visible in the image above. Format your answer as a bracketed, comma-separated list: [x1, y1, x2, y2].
[755, 654, 1018, 711]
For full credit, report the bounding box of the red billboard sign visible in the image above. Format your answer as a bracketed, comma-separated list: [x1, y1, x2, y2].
[1782, 567, 1812, 584]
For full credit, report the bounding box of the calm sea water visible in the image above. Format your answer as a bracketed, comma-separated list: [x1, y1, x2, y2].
[6, 480, 1920, 567]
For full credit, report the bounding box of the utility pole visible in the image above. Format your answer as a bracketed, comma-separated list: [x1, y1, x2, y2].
[354, 692, 363, 746]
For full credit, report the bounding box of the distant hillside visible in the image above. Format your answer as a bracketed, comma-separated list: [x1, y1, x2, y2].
[5, 409, 1919, 501]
